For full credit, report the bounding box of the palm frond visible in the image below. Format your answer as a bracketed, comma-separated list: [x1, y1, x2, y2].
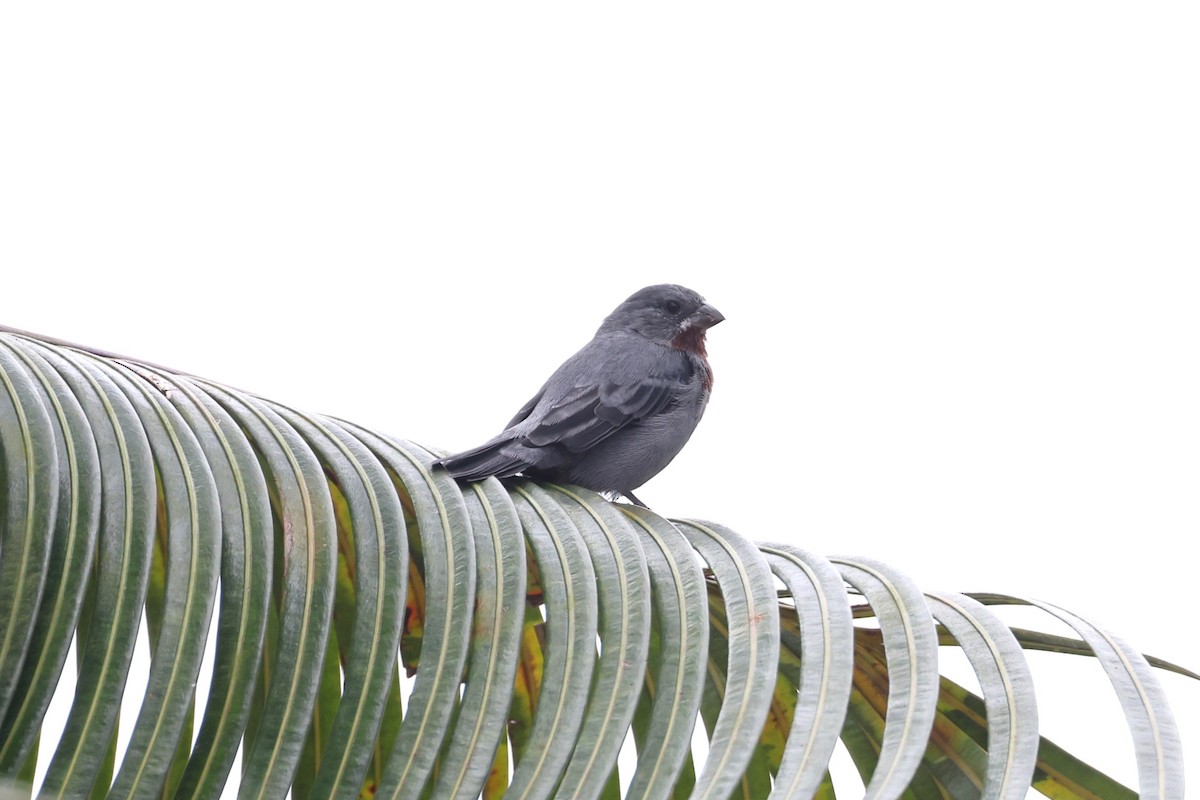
[0, 330, 1193, 799]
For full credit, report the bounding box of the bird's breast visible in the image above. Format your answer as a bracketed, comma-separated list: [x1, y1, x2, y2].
[670, 332, 713, 392]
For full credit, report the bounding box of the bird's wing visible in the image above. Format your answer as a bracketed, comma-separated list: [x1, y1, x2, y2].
[505, 386, 547, 429]
[518, 356, 689, 453]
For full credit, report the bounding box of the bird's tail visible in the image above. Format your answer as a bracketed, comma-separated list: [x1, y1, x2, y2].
[435, 439, 530, 481]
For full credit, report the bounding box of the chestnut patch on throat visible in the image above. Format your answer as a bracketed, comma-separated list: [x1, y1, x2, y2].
[671, 325, 707, 357]
[671, 326, 714, 390]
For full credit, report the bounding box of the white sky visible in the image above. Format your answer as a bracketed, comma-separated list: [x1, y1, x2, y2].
[2, 3, 1198, 794]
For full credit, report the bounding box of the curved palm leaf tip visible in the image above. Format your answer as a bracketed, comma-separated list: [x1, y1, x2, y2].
[434, 284, 723, 508]
[0, 326, 1194, 800]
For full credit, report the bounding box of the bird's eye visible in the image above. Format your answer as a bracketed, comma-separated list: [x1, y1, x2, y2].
[663, 300, 682, 314]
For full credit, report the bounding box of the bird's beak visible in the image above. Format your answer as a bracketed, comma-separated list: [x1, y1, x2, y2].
[689, 303, 725, 329]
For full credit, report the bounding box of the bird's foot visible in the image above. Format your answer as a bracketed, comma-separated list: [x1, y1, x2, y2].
[608, 489, 648, 508]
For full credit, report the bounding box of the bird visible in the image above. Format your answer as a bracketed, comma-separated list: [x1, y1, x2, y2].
[434, 283, 724, 507]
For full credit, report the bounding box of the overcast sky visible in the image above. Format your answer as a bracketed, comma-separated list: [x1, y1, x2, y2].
[3, 3, 1198, 793]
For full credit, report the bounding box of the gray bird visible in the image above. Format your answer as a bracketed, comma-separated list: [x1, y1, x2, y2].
[435, 284, 724, 506]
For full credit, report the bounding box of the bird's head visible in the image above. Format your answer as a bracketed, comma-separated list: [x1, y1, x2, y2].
[598, 284, 725, 354]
